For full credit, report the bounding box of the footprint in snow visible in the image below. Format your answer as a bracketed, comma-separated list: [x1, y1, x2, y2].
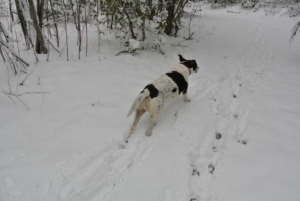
[192, 168, 200, 176]
[215, 133, 222, 140]
[208, 164, 215, 174]
[238, 139, 248, 145]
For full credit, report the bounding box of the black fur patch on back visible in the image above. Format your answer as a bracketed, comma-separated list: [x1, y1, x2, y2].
[141, 84, 159, 98]
[166, 71, 188, 94]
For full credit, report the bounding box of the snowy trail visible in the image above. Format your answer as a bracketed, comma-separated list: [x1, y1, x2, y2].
[47, 9, 278, 201]
[45, 95, 184, 201]
[107, 9, 276, 201]
[1, 4, 300, 201]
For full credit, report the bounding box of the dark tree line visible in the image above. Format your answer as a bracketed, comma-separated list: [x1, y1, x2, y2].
[1, 0, 299, 64]
[9, 0, 189, 56]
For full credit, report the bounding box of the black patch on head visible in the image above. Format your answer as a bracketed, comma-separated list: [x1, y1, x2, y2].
[166, 71, 188, 94]
[178, 54, 186, 62]
[182, 60, 198, 72]
[172, 88, 177, 93]
[141, 84, 159, 99]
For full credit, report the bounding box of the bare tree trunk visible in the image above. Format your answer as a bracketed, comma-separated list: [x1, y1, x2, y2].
[77, 1, 81, 59]
[141, 18, 146, 41]
[85, 4, 88, 57]
[97, 0, 100, 52]
[15, 0, 30, 50]
[164, 0, 188, 36]
[45, 0, 52, 39]
[70, 0, 82, 59]
[174, 0, 188, 27]
[62, 0, 69, 61]
[49, 0, 59, 47]
[36, 0, 46, 53]
[123, 5, 136, 39]
[9, 0, 14, 22]
[165, 0, 176, 36]
[49, 0, 60, 47]
[28, 0, 47, 54]
[146, 0, 156, 20]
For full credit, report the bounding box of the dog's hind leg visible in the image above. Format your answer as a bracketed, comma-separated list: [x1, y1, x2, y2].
[126, 109, 146, 142]
[146, 107, 162, 136]
[132, 109, 146, 131]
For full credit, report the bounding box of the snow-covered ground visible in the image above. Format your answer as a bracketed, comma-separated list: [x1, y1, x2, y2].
[1, 3, 300, 201]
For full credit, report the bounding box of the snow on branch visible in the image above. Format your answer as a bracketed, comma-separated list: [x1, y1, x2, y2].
[0, 38, 29, 73]
[0, 22, 29, 75]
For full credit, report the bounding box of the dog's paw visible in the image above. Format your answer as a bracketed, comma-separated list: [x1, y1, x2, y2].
[146, 130, 152, 136]
[184, 98, 191, 103]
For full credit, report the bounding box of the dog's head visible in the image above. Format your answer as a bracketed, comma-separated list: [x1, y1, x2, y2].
[178, 55, 199, 74]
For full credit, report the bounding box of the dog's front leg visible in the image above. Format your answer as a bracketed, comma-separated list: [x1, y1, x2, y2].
[183, 93, 191, 102]
[146, 117, 158, 136]
[146, 122, 157, 136]
[182, 85, 190, 102]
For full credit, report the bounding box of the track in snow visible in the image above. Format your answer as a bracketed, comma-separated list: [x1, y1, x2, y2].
[187, 14, 274, 201]
[46, 101, 184, 201]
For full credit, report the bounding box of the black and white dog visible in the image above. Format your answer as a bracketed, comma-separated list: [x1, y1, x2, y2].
[126, 55, 199, 142]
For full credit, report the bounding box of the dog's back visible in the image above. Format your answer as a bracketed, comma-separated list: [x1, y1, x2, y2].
[127, 64, 189, 116]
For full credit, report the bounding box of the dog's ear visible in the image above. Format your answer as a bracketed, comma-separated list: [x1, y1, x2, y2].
[178, 54, 186, 62]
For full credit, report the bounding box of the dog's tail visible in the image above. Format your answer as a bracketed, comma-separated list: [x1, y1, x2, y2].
[127, 89, 150, 117]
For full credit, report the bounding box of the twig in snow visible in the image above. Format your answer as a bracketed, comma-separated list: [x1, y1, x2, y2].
[227, 11, 240, 14]
[1, 85, 30, 110]
[115, 50, 133, 56]
[92, 99, 107, 107]
[19, 71, 33, 86]
[172, 43, 189, 48]
[14, 95, 29, 110]
[40, 92, 45, 108]
[7, 94, 18, 108]
[156, 47, 165, 55]
[2, 89, 49, 110]
[2, 91, 49, 97]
